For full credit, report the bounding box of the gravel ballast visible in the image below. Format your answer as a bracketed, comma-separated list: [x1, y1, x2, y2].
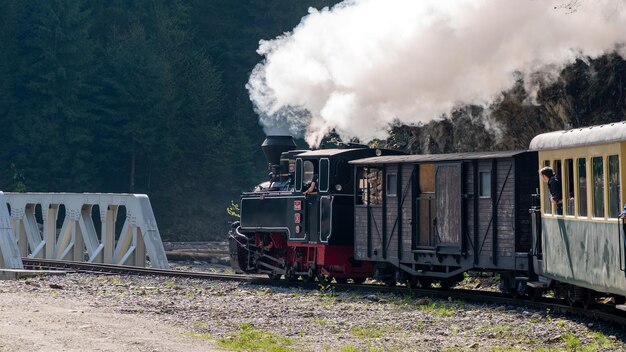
[1, 272, 625, 351]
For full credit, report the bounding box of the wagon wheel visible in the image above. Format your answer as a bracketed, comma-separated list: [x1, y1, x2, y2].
[567, 286, 585, 307]
[529, 287, 543, 301]
[582, 290, 595, 310]
[334, 278, 348, 284]
[384, 278, 397, 287]
[439, 278, 457, 289]
[351, 277, 366, 285]
[419, 278, 433, 288]
[406, 278, 419, 289]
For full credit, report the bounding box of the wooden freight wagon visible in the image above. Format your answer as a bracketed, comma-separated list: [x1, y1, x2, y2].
[350, 151, 538, 288]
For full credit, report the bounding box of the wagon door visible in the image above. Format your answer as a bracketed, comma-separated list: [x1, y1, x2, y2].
[435, 163, 462, 250]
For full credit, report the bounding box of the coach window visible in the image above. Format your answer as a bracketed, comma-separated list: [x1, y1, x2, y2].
[577, 158, 588, 217]
[564, 159, 574, 215]
[608, 155, 621, 218]
[479, 172, 491, 198]
[387, 173, 397, 197]
[592, 156, 605, 218]
[543, 160, 551, 214]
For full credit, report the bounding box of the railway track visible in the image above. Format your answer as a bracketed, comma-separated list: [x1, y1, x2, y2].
[20, 258, 626, 326]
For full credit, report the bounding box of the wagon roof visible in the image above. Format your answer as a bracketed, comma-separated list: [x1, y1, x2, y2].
[350, 150, 527, 165]
[529, 121, 626, 151]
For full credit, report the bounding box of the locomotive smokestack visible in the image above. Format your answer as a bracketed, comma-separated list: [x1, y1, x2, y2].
[261, 135, 296, 166]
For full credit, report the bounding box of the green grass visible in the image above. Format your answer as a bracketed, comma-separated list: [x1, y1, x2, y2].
[589, 331, 615, 349]
[315, 318, 329, 326]
[491, 324, 514, 337]
[420, 301, 455, 317]
[217, 323, 294, 352]
[341, 346, 360, 352]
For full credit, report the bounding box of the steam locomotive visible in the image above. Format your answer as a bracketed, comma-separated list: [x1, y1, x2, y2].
[229, 122, 626, 306]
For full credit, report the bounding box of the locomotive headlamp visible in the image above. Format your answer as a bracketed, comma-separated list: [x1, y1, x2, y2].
[375, 149, 382, 156]
[335, 184, 342, 191]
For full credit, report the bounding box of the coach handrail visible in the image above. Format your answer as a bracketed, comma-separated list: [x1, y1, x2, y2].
[617, 219, 626, 272]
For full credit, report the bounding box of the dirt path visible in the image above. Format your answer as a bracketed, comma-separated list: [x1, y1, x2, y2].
[0, 291, 220, 352]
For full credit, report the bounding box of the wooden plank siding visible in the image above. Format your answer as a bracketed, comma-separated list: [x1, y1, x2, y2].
[401, 166, 414, 261]
[473, 159, 516, 263]
[353, 152, 538, 273]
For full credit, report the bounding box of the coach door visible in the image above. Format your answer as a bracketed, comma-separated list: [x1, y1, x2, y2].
[435, 163, 462, 251]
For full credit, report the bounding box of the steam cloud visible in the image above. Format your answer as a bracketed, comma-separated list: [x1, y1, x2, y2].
[247, 0, 626, 146]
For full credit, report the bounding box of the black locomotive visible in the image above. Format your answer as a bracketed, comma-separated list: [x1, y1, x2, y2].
[229, 136, 403, 282]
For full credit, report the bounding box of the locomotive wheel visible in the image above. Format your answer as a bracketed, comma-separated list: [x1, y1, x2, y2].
[351, 278, 366, 285]
[335, 278, 348, 284]
[285, 268, 298, 282]
[317, 275, 331, 284]
[267, 273, 281, 280]
[304, 268, 316, 283]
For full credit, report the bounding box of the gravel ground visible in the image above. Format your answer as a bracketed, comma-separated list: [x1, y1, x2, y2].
[1, 269, 626, 352]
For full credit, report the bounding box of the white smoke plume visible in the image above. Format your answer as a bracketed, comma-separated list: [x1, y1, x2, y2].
[246, 0, 626, 146]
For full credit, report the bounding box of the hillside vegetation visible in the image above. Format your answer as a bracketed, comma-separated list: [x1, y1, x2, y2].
[0, 1, 624, 240]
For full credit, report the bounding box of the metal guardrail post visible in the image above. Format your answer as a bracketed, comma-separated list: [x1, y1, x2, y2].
[4, 193, 169, 269]
[0, 191, 24, 269]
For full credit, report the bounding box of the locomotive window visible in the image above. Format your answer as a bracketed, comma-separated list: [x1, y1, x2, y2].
[295, 159, 303, 192]
[479, 172, 491, 198]
[387, 174, 397, 196]
[543, 160, 551, 215]
[303, 160, 315, 184]
[564, 159, 574, 216]
[577, 158, 588, 217]
[319, 159, 329, 192]
[592, 156, 604, 218]
[334, 159, 350, 185]
[609, 155, 620, 218]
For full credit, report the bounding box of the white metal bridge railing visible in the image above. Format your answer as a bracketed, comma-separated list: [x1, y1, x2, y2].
[0, 192, 169, 269]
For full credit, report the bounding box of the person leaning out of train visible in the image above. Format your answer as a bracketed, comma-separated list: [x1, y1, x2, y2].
[540, 166, 562, 213]
[619, 204, 626, 219]
[303, 174, 318, 195]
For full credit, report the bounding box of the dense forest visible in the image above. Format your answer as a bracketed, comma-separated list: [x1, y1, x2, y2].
[0, 0, 337, 240]
[1, 1, 625, 241]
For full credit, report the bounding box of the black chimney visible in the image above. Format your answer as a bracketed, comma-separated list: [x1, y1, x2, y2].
[262, 136, 297, 166]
